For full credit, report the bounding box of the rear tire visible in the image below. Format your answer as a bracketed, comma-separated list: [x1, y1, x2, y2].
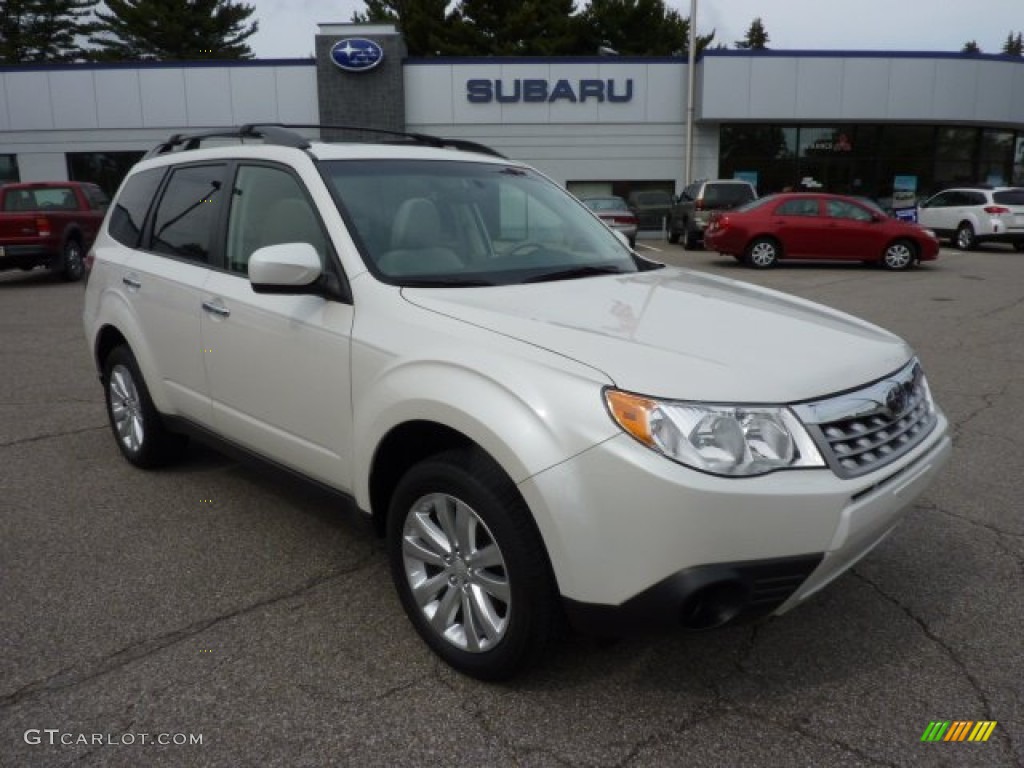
[387, 448, 559, 680]
[955, 223, 976, 251]
[745, 237, 780, 268]
[1012, 242, 1024, 253]
[102, 345, 188, 468]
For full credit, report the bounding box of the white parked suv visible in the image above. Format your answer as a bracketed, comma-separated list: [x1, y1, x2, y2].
[83, 125, 952, 680]
[917, 186, 1024, 250]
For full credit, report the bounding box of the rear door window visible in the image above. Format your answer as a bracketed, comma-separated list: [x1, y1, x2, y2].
[149, 164, 228, 264]
[775, 198, 820, 217]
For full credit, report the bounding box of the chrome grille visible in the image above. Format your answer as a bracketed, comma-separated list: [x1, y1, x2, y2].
[793, 360, 937, 479]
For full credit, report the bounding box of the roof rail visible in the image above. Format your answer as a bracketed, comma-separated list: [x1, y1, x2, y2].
[144, 123, 505, 159]
[278, 123, 506, 158]
[143, 124, 312, 158]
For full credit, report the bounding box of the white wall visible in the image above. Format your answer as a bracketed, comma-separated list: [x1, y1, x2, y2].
[0, 61, 317, 180]
[405, 60, 693, 189]
[700, 52, 1024, 124]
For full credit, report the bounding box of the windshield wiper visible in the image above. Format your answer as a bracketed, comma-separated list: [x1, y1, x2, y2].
[399, 277, 495, 287]
[522, 265, 627, 284]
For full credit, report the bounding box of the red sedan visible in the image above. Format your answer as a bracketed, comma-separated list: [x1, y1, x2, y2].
[703, 193, 940, 270]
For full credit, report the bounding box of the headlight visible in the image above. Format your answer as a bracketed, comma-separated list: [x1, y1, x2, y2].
[604, 389, 825, 477]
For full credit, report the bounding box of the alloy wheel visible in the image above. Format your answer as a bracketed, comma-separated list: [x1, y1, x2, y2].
[401, 492, 511, 653]
[108, 364, 144, 453]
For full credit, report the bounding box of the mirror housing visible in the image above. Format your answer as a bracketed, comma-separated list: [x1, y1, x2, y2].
[249, 242, 322, 293]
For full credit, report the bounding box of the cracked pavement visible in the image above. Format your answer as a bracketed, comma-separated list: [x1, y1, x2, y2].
[1, 247, 1021, 767]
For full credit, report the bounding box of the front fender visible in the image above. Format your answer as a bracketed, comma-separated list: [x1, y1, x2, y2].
[351, 354, 617, 512]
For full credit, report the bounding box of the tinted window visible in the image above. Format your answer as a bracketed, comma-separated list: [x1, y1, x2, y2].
[150, 164, 228, 263]
[992, 189, 1024, 205]
[226, 164, 327, 275]
[109, 168, 165, 247]
[703, 184, 755, 207]
[965, 191, 987, 206]
[775, 198, 819, 217]
[84, 185, 110, 212]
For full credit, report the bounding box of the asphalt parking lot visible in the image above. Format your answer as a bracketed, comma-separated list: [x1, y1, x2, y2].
[1, 244, 1021, 767]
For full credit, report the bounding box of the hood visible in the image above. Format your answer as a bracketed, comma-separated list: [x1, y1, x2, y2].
[401, 267, 913, 403]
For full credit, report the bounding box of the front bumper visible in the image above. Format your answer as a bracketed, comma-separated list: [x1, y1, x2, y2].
[519, 413, 951, 633]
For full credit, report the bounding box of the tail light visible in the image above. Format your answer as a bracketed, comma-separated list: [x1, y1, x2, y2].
[612, 214, 637, 226]
[984, 206, 1010, 215]
[695, 199, 705, 211]
[35, 217, 51, 237]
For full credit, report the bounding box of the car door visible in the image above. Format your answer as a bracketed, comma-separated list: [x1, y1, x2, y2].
[918, 191, 955, 236]
[117, 163, 226, 424]
[200, 162, 355, 489]
[770, 197, 823, 257]
[822, 198, 878, 259]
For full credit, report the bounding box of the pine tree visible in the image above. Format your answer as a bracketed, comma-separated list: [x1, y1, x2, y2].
[0, 0, 98, 63]
[1001, 31, 1022, 56]
[448, 0, 584, 56]
[90, 0, 257, 60]
[735, 17, 769, 50]
[577, 0, 715, 56]
[352, 0, 453, 57]
[961, 40, 980, 53]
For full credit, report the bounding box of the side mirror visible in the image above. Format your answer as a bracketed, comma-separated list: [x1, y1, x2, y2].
[249, 242, 322, 293]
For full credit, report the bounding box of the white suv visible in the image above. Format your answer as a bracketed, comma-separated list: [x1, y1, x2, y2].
[83, 125, 952, 680]
[917, 186, 1024, 250]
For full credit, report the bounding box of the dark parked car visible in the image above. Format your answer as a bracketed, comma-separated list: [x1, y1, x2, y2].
[581, 195, 638, 247]
[626, 189, 673, 231]
[703, 192, 940, 270]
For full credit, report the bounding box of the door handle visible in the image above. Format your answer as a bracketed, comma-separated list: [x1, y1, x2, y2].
[201, 299, 231, 318]
[122, 274, 141, 290]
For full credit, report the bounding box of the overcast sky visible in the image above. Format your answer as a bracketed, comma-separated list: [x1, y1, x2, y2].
[248, 0, 1024, 59]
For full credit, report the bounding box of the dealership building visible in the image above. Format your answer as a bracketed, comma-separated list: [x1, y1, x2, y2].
[3, 22, 1024, 220]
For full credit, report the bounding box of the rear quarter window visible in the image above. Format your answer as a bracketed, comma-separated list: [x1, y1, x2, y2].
[109, 168, 165, 248]
[992, 189, 1024, 206]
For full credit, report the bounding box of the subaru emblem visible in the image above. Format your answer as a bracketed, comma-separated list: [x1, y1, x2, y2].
[330, 38, 384, 72]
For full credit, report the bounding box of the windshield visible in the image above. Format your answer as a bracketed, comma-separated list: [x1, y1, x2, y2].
[321, 159, 645, 286]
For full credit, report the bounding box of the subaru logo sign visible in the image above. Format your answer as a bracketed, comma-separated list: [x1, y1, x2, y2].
[330, 38, 384, 73]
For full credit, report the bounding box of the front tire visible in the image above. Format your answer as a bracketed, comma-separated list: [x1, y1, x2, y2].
[745, 237, 781, 268]
[882, 239, 915, 270]
[102, 345, 187, 468]
[955, 223, 976, 251]
[387, 448, 559, 680]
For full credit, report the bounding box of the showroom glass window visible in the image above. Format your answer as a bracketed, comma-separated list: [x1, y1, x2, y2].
[67, 151, 144, 197]
[149, 164, 228, 263]
[978, 129, 1014, 186]
[0, 155, 18, 183]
